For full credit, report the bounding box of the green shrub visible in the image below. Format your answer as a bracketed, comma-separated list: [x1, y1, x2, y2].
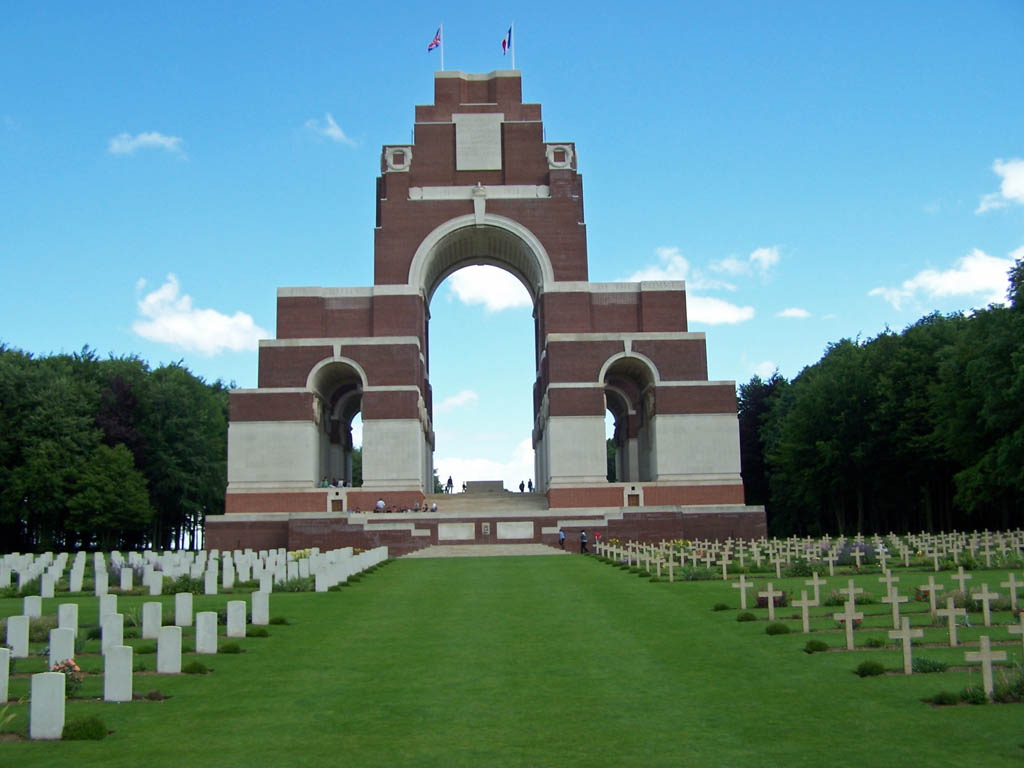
[912, 657, 948, 674]
[277, 577, 314, 592]
[864, 637, 885, 648]
[960, 685, 988, 705]
[246, 626, 269, 638]
[165, 575, 205, 595]
[712, 602, 729, 612]
[62, 715, 107, 741]
[803, 639, 829, 654]
[736, 612, 757, 622]
[648, 576, 661, 582]
[143, 689, 165, 701]
[123, 627, 140, 639]
[182, 661, 209, 675]
[221, 642, 242, 654]
[855, 660, 885, 677]
[677, 566, 718, 582]
[928, 691, 960, 706]
[638, 570, 651, 578]
[85, 626, 102, 641]
[765, 622, 790, 636]
[783, 559, 814, 578]
[29, 616, 58, 643]
[268, 616, 290, 625]
[133, 661, 149, 672]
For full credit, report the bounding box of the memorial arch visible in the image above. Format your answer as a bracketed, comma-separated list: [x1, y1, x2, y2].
[212, 70, 765, 552]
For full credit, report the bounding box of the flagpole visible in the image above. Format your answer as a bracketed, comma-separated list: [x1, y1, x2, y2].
[511, 22, 515, 70]
[440, 22, 445, 71]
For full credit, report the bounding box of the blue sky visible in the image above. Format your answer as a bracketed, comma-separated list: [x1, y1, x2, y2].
[2, 2, 1023, 490]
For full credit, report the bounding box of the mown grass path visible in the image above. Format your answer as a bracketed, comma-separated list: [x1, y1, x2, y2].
[3, 556, 1023, 766]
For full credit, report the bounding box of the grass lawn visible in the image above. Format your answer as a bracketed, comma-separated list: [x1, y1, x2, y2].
[2, 556, 1023, 766]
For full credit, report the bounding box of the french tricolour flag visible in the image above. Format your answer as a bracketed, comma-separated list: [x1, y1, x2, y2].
[501, 26, 512, 55]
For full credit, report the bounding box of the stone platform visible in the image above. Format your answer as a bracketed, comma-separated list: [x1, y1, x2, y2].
[402, 543, 569, 558]
[204, 492, 765, 556]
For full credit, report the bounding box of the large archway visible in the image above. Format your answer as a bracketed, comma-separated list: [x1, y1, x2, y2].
[412, 220, 550, 493]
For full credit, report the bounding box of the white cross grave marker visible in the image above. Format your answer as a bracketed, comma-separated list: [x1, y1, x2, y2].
[964, 635, 1007, 699]
[888, 616, 924, 675]
[934, 597, 967, 647]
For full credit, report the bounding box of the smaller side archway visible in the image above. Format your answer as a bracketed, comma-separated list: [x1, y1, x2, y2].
[307, 359, 366, 487]
[602, 355, 659, 483]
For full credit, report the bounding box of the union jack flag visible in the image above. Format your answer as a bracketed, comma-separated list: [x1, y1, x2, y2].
[428, 27, 441, 52]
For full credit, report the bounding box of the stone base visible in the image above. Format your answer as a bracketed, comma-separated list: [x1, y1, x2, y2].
[204, 504, 766, 556]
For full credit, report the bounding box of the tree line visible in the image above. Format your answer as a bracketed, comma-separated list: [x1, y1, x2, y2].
[0, 346, 228, 552]
[739, 259, 1024, 537]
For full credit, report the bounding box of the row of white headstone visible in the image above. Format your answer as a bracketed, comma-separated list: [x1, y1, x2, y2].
[2, 545, 389, 739]
[1, 545, 390, 597]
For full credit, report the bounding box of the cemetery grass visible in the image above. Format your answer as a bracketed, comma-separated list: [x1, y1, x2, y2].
[2, 560, 1023, 767]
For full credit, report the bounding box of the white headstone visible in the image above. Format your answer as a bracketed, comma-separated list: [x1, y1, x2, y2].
[101, 613, 124, 655]
[204, 569, 218, 595]
[0, 647, 9, 703]
[99, 593, 118, 621]
[40, 574, 55, 599]
[259, 574, 272, 593]
[6, 615, 29, 658]
[175, 592, 193, 627]
[120, 567, 134, 591]
[148, 572, 163, 596]
[104, 644, 133, 702]
[226, 601, 246, 638]
[23, 595, 42, 619]
[29, 672, 65, 740]
[251, 591, 270, 625]
[94, 569, 109, 596]
[48, 627, 76, 669]
[69, 568, 83, 593]
[195, 611, 218, 654]
[57, 603, 78, 637]
[157, 625, 182, 674]
[142, 601, 162, 639]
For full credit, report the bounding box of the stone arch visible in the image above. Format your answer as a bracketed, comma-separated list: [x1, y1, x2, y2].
[601, 354, 659, 483]
[407, 214, 556, 303]
[306, 358, 366, 488]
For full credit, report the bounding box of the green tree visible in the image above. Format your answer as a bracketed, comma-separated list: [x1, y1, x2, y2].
[67, 444, 154, 550]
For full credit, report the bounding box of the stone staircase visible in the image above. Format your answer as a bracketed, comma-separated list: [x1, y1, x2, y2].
[420, 491, 549, 517]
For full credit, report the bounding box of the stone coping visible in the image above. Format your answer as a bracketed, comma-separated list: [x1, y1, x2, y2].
[207, 504, 761, 525]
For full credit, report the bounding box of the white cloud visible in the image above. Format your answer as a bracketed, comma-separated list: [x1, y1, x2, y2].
[868, 248, 1016, 310]
[776, 307, 810, 319]
[435, 390, 479, 414]
[445, 265, 532, 311]
[709, 246, 780, 278]
[752, 360, 778, 379]
[687, 295, 755, 324]
[622, 246, 734, 290]
[750, 246, 780, 275]
[132, 274, 269, 355]
[621, 247, 754, 324]
[108, 131, 184, 155]
[434, 437, 535, 492]
[305, 113, 356, 146]
[977, 158, 1024, 213]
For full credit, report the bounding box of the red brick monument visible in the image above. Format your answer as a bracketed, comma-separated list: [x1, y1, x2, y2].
[205, 70, 766, 553]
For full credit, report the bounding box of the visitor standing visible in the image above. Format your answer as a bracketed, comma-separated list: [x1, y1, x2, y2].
[559, 528, 565, 549]
[446, 475, 453, 494]
[519, 480, 525, 493]
[527, 479, 533, 493]
[580, 529, 588, 554]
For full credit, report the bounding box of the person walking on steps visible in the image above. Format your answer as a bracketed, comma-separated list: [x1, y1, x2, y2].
[580, 529, 588, 554]
[559, 528, 566, 549]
